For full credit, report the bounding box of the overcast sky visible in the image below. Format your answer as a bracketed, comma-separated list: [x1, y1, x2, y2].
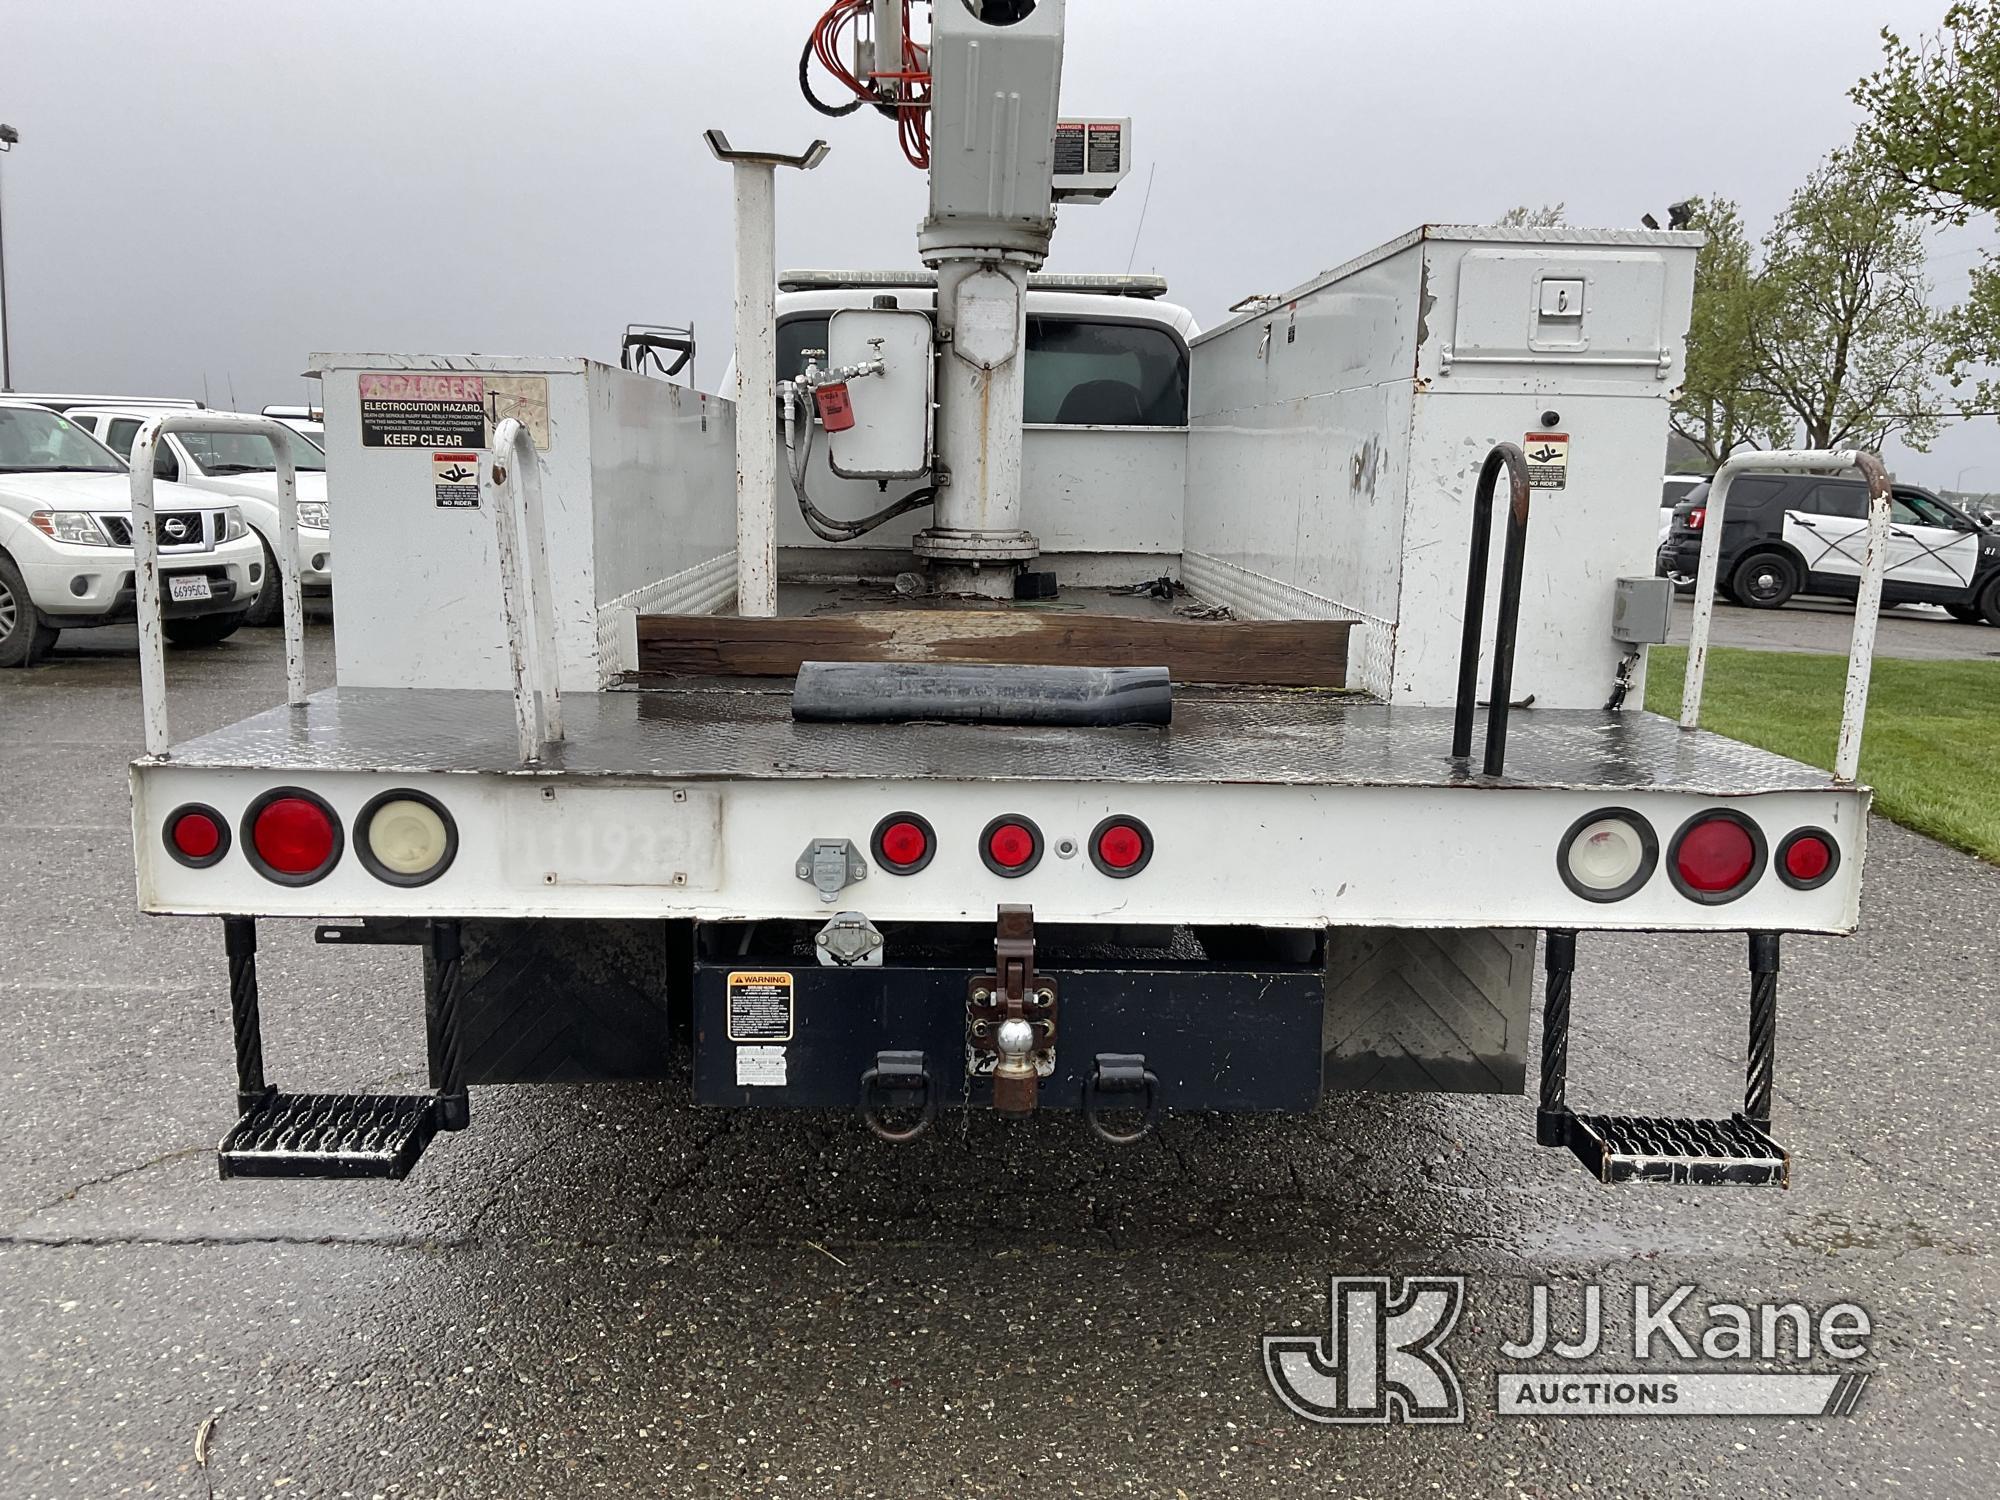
[2, 0, 1993, 487]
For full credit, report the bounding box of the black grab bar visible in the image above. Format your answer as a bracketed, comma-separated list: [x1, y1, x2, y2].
[1450, 442, 1533, 777]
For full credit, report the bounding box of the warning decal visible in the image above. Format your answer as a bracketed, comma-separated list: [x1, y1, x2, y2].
[727, 971, 794, 1043]
[432, 452, 480, 509]
[1523, 431, 1570, 489]
[360, 372, 486, 448]
[735, 1045, 787, 1087]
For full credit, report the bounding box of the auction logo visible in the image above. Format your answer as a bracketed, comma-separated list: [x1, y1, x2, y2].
[1264, 1278, 1874, 1424]
[1263, 1277, 1466, 1424]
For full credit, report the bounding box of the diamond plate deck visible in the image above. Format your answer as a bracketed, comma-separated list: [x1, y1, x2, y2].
[151, 685, 1844, 795]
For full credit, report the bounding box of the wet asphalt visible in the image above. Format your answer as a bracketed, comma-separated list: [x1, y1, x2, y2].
[1, 614, 1996, 1499]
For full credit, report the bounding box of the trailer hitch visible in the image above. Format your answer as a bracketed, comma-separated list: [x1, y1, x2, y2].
[968, 904, 1056, 1115]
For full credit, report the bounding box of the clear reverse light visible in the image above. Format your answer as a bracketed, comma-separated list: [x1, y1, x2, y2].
[366, 798, 450, 876]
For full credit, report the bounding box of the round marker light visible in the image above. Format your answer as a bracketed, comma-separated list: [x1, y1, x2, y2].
[1776, 827, 1840, 891]
[357, 789, 458, 887]
[1668, 810, 1765, 904]
[244, 788, 342, 886]
[980, 815, 1043, 877]
[164, 803, 230, 869]
[1089, 815, 1153, 878]
[871, 812, 936, 875]
[1556, 807, 1657, 902]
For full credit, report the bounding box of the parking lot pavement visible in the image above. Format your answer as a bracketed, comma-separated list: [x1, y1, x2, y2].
[1669, 593, 2000, 660]
[3, 622, 1998, 1499]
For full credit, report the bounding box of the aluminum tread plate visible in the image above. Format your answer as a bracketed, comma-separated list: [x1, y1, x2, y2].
[151, 687, 1842, 795]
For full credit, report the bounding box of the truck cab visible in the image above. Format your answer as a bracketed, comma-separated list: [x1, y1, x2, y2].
[752, 273, 1196, 575]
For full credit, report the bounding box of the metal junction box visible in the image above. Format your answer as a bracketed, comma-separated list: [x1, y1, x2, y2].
[826, 307, 934, 480]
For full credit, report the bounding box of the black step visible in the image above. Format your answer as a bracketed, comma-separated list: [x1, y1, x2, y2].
[1565, 1112, 1789, 1188]
[218, 1092, 441, 1180]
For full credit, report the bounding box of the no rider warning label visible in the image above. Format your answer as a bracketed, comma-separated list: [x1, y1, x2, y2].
[432, 452, 480, 509]
[727, 971, 794, 1043]
[1523, 431, 1570, 489]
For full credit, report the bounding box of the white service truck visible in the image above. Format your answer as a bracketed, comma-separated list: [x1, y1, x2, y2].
[126, 1, 1891, 1191]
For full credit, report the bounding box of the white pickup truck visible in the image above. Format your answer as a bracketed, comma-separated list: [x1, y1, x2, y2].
[71, 406, 332, 627]
[0, 401, 263, 665]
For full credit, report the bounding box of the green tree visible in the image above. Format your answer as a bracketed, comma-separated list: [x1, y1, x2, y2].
[1854, 2, 2000, 222]
[1671, 196, 1785, 468]
[1855, 3, 2000, 419]
[1748, 153, 1944, 452]
[1496, 203, 1565, 227]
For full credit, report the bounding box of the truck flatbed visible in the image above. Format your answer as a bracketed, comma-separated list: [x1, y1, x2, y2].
[157, 685, 1836, 797]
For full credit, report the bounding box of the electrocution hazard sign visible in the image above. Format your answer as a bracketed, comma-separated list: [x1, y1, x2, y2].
[359, 372, 486, 448]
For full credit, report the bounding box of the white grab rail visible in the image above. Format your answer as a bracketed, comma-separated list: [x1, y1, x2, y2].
[481, 417, 563, 765]
[130, 413, 305, 757]
[1679, 448, 1891, 784]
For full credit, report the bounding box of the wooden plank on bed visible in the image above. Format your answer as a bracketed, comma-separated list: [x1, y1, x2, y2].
[634, 610, 1350, 688]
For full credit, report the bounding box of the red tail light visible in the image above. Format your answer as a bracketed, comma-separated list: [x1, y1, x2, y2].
[1776, 828, 1840, 890]
[1668, 810, 1764, 904]
[1089, 815, 1153, 877]
[164, 803, 230, 868]
[872, 812, 936, 874]
[244, 788, 342, 885]
[1686, 507, 1705, 530]
[980, 815, 1043, 877]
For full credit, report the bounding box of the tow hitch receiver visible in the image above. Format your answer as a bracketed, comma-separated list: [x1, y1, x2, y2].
[215, 917, 469, 1181]
[1537, 930, 1790, 1187]
[968, 904, 1056, 1115]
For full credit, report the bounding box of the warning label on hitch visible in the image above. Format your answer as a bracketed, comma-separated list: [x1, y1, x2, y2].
[727, 971, 794, 1043]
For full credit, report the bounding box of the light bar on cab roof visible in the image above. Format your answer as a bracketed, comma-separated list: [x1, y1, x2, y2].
[777, 269, 1170, 298]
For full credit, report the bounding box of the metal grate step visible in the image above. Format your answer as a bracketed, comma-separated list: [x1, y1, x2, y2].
[218, 1092, 441, 1180]
[1565, 1112, 1789, 1188]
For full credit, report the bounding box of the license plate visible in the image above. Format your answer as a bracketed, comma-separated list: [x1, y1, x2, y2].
[167, 575, 212, 602]
[502, 787, 722, 888]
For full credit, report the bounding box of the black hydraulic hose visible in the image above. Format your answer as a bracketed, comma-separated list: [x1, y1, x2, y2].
[784, 383, 936, 542]
[800, 32, 865, 116]
[798, 484, 937, 544]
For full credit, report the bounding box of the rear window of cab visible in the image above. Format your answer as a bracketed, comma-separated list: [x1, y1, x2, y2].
[777, 313, 1189, 428]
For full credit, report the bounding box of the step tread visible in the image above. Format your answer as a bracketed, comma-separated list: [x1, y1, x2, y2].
[1566, 1112, 1789, 1188]
[218, 1091, 440, 1180]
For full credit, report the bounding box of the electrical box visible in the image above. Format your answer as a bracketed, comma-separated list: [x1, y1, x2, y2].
[825, 307, 934, 481]
[1053, 118, 1131, 202]
[1612, 576, 1673, 645]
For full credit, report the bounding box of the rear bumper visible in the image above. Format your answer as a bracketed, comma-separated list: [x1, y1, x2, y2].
[131, 763, 1871, 935]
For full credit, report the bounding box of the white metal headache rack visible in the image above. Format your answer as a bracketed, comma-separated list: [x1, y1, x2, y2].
[1679, 449, 1892, 784]
[482, 416, 564, 765]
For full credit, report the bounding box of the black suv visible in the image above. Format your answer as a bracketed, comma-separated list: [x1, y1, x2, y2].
[1657, 473, 2000, 623]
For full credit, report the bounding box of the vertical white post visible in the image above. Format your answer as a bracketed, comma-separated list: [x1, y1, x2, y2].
[1835, 483, 1891, 783]
[484, 418, 553, 766]
[128, 431, 170, 756]
[269, 433, 307, 708]
[732, 162, 779, 618]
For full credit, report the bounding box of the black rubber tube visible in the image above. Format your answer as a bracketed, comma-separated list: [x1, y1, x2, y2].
[792, 661, 1173, 726]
